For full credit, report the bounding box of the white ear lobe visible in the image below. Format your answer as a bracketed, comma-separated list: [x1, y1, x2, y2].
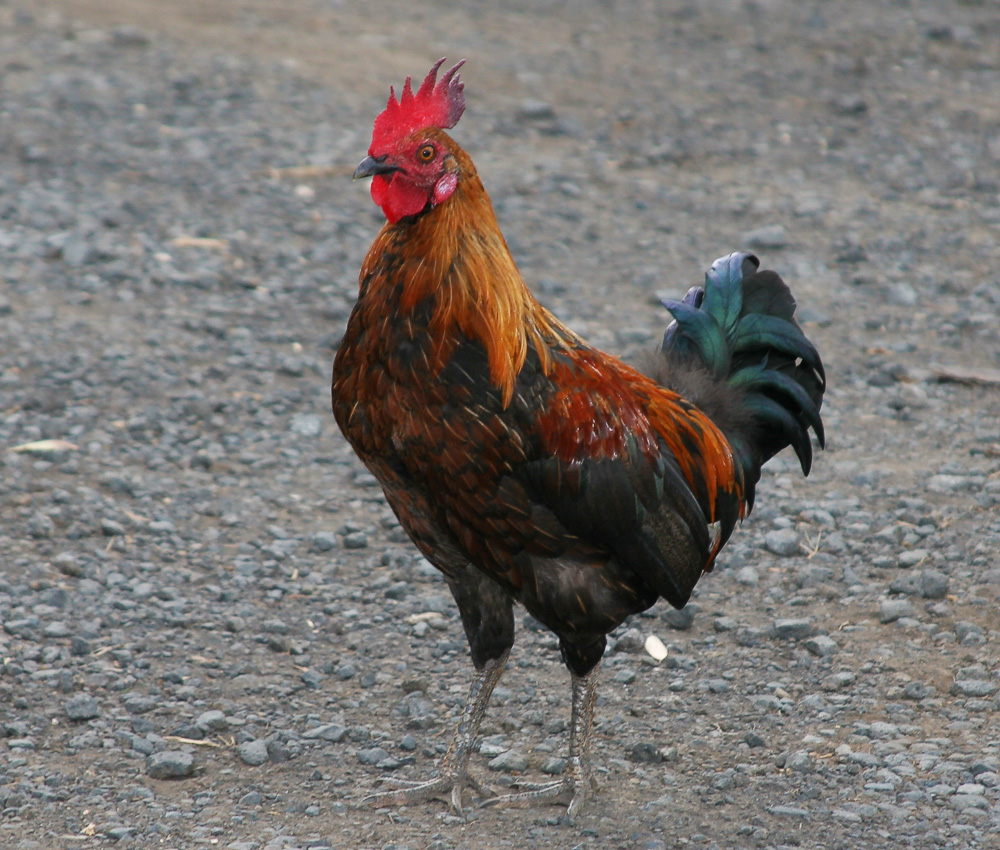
[433, 172, 458, 205]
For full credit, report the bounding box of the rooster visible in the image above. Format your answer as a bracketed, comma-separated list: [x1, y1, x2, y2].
[332, 59, 825, 816]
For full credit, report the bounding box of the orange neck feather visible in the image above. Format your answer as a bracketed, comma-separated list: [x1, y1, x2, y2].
[360, 139, 568, 404]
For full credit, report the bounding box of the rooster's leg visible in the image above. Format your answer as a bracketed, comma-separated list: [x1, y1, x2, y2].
[482, 661, 601, 817]
[363, 648, 509, 814]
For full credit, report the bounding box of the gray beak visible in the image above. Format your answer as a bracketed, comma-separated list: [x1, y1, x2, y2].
[353, 155, 401, 180]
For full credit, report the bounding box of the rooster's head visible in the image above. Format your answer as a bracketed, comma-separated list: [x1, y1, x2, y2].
[354, 58, 466, 224]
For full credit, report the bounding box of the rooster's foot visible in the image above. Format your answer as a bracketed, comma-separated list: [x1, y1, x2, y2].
[481, 771, 598, 818]
[363, 770, 494, 815]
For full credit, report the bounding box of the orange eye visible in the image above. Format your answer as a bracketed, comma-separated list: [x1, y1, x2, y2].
[417, 144, 436, 163]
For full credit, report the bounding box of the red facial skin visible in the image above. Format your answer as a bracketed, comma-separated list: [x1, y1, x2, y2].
[369, 137, 458, 224]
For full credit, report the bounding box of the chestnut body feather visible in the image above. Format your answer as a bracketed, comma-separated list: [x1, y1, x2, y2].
[334, 137, 743, 675]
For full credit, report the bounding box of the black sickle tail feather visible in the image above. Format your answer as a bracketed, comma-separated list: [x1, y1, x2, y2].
[652, 252, 826, 511]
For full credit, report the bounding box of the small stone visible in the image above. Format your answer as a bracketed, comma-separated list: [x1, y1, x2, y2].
[310, 531, 338, 553]
[65, 693, 100, 721]
[301, 670, 324, 689]
[955, 621, 985, 645]
[195, 710, 228, 732]
[771, 618, 815, 640]
[342, 531, 369, 549]
[951, 680, 995, 698]
[487, 750, 529, 773]
[289, 413, 322, 437]
[55, 553, 85, 577]
[123, 695, 158, 714]
[803, 635, 838, 657]
[236, 739, 270, 766]
[743, 224, 788, 250]
[101, 518, 126, 536]
[925, 474, 969, 493]
[823, 671, 857, 691]
[147, 750, 195, 779]
[735, 566, 759, 586]
[357, 747, 391, 765]
[920, 570, 949, 599]
[662, 608, 695, 630]
[628, 742, 665, 763]
[744, 731, 766, 748]
[769, 805, 811, 818]
[302, 723, 348, 742]
[70, 636, 92, 656]
[879, 599, 915, 623]
[847, 751, 882, 768]
[612, 628, 644, 653]
[902, 682, 933, 700]
[786, 750, 814, 773]
[518, 99, 556, 121]
[239, 791, 264, 806]
[42, 620, 71, 638]
[889, 573, 921, 595]
[541, 756, 567, 775]
[764, 528, 801, 557]
[898, 549, 929, 568]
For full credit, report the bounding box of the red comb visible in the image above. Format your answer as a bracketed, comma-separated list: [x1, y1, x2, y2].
[370, 58, 466, 151]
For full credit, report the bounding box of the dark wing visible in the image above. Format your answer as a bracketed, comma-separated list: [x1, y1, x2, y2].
[509, 345, 745, 609]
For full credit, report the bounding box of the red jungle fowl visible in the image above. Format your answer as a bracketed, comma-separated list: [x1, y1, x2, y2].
[332, 59, 825, 816]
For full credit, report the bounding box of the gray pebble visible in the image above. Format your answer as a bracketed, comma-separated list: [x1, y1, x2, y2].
[147, 750, 195, 779]
[925, 474, 969, 493]
[902, 682, 933, 700]
[239, 791, 264, 806]
[65, 693, 100, 721]
[541, 756, 567, 774]
[786, 750, 813, 773]
[764, 528, 801, 557]
[662, 608, 695, 630]
[310, 531, 338, 553]
[236, 739, 270, 766]
[898, 549, 929, 568]
[518, 99, 556, 121]
[342, 531, 369, 549]
[289, 413, 323, 437]
[879, 599, 915, 623]
[955, 621, 985, 645]
[824, 671, 856, 690]
[101, 518, 126, 536]
[743, 224, 788, 250]
[803, 635, 838, 657]
[889, 573, 921, 595]
[950, 680, 995, 698]
[612, 627, 644, 653]
[195, 710, 229, 732]
[487, 750, 530, 772]
[302, 723, 348, 742]
[768, 804, 811, 818]
[123, 695, 158, 714]
[771, 618, 815, 640]
[628, 742, 665, 763]
[920, 570, 950, 599]
[357, 746, 391, 766]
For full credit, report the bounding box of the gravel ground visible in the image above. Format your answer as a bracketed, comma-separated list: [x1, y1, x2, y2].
[2, 1, 999, 848]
